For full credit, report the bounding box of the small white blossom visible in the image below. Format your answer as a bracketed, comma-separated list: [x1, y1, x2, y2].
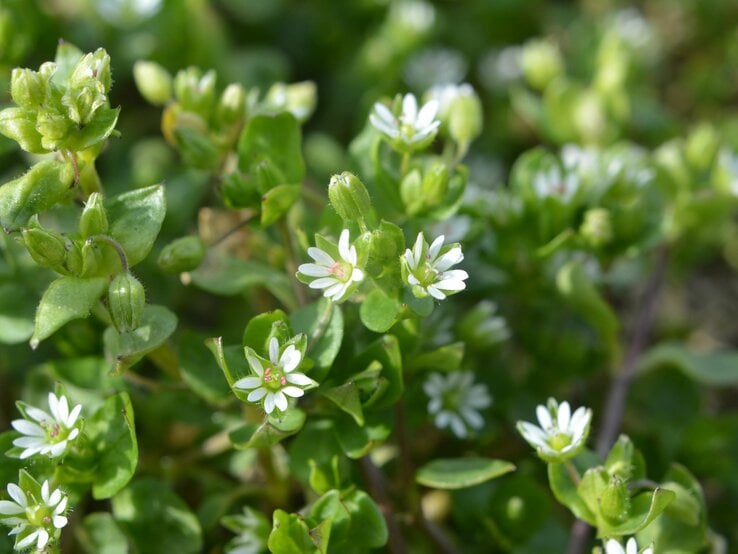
[0, 479, 68, 551]
[604, 537, 653, 554]
[427, 83, 475, 120]
[11, 393, 82, 460]
[233, 337, 314, 415]
[298, 229, 364, 302]
[532, 165, 580, 202]
[517, 398, 592, 461]
[402, 233, 468, 300]
[423, 371, 491, 439]
[370, 93, 440, 150]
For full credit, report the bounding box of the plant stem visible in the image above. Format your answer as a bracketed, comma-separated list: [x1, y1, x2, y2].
[565, 245, 668, 554]
[400, 152, 411, 178]
[86, 234, 129, 272]
[277, 218, 308, 307]
[208, 210, 256, 248]
[307, 300, 334, 354]
[565, 460, 581, 486]
[359, 456, 408, 554]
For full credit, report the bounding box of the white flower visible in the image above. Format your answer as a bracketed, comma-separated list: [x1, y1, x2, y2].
[423, 371, 491, 439]
[0, 479, 68, 551]
[427, 83, 475, 120]
[517, 398, 592, 461]
[11, 393, 82, 459]
[233, 337, 314, 415]
[402, 233, 468, 300]
[369, 93, 440, 150]
[532, 165, 580, 202]
[298, 229, 364, 302]
[604, 537, 653, 554]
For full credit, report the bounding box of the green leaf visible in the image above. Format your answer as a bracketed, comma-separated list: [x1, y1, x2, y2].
[556, 260, 620, 361]
[229, 409, 306, 449]
[638, 343, 738, 386]
[416, 458, 515, 490]
[0, 107, 46, 153]
[67, 107, 121, 151]
[359, 289, 401, 333]
[191, 256, 296, 310]
[178, 330, 232, 405]
[77, 512, 129, 554]
[407, 342, 465, 373]
[547, 462, 597, 525]
[352, 335, 403, 409]
[290, 299, 343, 377]
[242, 309, 290, 351]
[341, 490, 388, 549]
[0, 159, 74, 231]
[321, 381, 364, 426]
[333, 412, 391, 459]
[106, 184, 166, 267]
[31, 276, 107, 348]
[238, 112, 305, 184]
[261, 183, 301, 226]
[87, 392, 138, 499]
[596, 488, 675, 538]
[112, 478, 203, 554]
[206, 337, 250, 401]
[267, 510, 325, 554]
[173, 125, 221, 170]
[103, 304, 178, 373]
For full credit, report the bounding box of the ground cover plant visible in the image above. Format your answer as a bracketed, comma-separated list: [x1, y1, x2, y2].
[0, 1, 737, 552]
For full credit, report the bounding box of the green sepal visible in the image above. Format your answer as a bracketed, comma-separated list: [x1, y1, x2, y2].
[229, 408, 306, 449]
[267, 509, 326, 554]
[0, 107, 47, 153]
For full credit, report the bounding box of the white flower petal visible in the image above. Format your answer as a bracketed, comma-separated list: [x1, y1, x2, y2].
[435, 277, 466, 292]
[234, 377, 262, 390]
[370, 114, 400, 138]
[47, 488, 61, 507]
[0, 501, 24, 515]
[269, 337, 280, 365]
[68, 429, 79, 441]
[338, 229, 351, 261]
[416, 99, 439, 129]
[7, 484, 27, 507]
[373, 103, 396, 126]
[49, 441, 67, 457]
[13, 436, 46, 448]
[247, 388, 268, 402]
[412, 233, 424, 265]
[536, 404, 553, 431]
[263, 393, 275, 414]
[325, 281, 349, 300]
[67, 404, 82, 427]
[427, 285, 446, 300]
[434, 247, 463, 271]
[461, 408, 484, 429]
[12, 419, 45, 437]
[36, 528, 49, 549]
[245, 353, 264, 376]
[298, 263, 332, 277]
[309, 277, 339, 290]
[307, 247, 335, 266]
[56, 395, 70, 424]
[16, 530, 39, 550]
[286, 372, 312, 386]
[448, 414, 467, 439]
[282, 386, 305, 398]
[24, 406, 52, 424]
[350, 267, 364, 282]
[557, 401, 571, 431]
[281, 345, 301, 372]
[55, 496, 67, 514]
[273, 391, 288, 412]
[428, 235, 445, 260]
[53, 515, 68, 529]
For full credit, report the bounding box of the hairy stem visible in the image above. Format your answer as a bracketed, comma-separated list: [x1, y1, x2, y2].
[277, 218, 308, 307]
[86, 234, 129, 272]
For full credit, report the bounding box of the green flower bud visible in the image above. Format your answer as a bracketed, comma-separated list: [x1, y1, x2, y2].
[521, 39, 563, 90]
[685, 124, 720, 172]
[70, 48, 111, 93]
[174, 67, 216, 117]
[580, 208, 613, 248]
[64, 241, 84, 276]
[421, 161, 449, 206]
[10, 68, 46, 109]
[157, 235, 206, 274]
[62, 81, 106, 125]
[108, 272, 146, 333]
[448, 90, 482, 147]
[81, 240, 104, 277]
[328, 172, 373, 223]
[264, 81, 317, 122]
[599, 476, 630, 524]
[216, 83, 246, 127]
[400, 169, 423, 215]
[79, 193, 109, 239]
[36, 111, 72, 150]
[133, 60, 173, 106]
[22, 227, 67, 269]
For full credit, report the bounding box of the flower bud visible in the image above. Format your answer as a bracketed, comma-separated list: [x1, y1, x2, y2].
[580, 208, 613, 248]
[174, 67, 216, 117]
[157, 235, 206, 273]
[108, 272, 146, 333]
[521, 39, 563, 90]
[22, 227, 67, 269]
[133, 60, 173, 106]
[447, 90, 482, 147]
[63, 81, 106, 125]
[264, 81, 317, 122]
[400, 169, 423, 215]
[70, 49, 111, 93]
[81, 241, 104, 277]
[599, 476, 630, 524]
[421, 161, 449, 206]
[36, 111, 72, 150]
[328, 172, 373, 223]
[10, 68, 46, 109]
[79, 192, 109, 239]
[216, 83, 246, 127]
[64, 241, 84, 276]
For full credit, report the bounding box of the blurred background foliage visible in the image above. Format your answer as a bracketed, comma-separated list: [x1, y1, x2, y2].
[2, 0, 738, 552]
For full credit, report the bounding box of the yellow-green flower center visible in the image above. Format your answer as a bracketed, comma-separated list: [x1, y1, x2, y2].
[262, 366, 287, 392]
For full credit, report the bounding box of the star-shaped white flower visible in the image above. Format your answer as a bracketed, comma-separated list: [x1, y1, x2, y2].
[603, 537, 653, 554]
[0, 479, 68, 551]
[532, 165, 580, 202]
[370, 93, 440, 151]
[233, 337, 314, 414]
[298, 229, 364, 302]
[402, 232, 468, 300]
[517, 398, 592, 462]
[11, 393, 82, 459]
[423, 371, 491, 439]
